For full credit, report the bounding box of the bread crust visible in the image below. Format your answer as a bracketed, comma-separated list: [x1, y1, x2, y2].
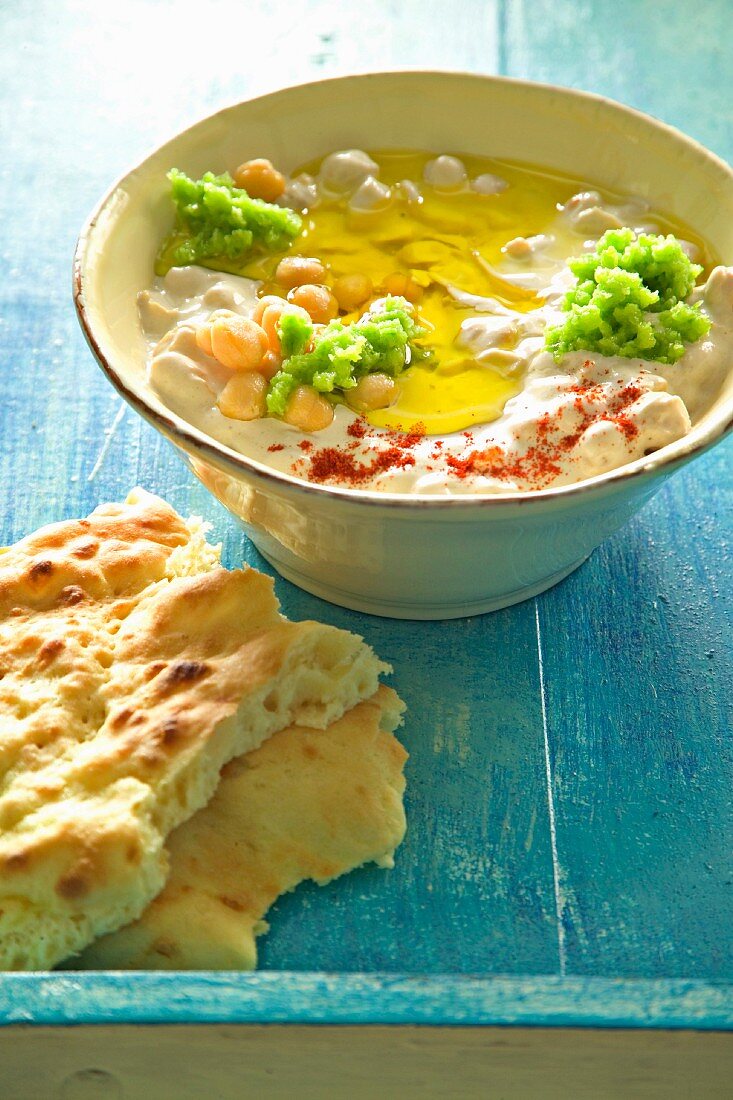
[78, 686, 408, 970]
[0, 491, 386, 969]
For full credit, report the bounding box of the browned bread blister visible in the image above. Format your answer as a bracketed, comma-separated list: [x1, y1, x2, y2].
[79, 685, 407, 970]
[0, 490, 388, 970]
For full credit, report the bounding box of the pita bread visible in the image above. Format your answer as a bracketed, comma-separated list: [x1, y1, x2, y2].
[78, 686, 407, 969]
[0, 490, 388, 969]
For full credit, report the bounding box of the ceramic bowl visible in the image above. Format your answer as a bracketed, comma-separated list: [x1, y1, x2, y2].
[74, 72, 733, 619]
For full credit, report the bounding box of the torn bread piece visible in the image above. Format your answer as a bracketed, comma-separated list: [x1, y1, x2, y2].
[77, 686, 407, 969]
[0, 490, 388, 970]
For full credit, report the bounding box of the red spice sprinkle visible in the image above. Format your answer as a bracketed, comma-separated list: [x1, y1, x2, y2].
[267, 443, 285, 453]
[346, 418, 368, 439]
[615, 414, 639, 441]
[298, 439, 314, 452]
[306, 422, 426, 486]
[308, 446, 417, 485]
[447, 379, 645, 488]
[383, 423, 427, 448]
[298, 382, 643, 490]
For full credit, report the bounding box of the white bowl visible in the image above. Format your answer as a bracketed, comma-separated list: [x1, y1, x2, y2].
[74, 72, 733, 619]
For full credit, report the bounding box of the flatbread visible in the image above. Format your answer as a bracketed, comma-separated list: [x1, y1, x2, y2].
[78, 686, 407, 969]
[0, 491, 388, 970]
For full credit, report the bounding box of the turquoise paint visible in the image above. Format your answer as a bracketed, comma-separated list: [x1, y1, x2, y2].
[2, 974, 732, 1031]
[539, 465, 733, 980]
[0, 0, 730, 1029]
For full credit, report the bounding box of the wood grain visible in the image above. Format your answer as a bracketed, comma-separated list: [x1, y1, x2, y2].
[0, 0, 730, 1034]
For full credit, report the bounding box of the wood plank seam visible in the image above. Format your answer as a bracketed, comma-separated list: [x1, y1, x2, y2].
[535, 600, 568, 976]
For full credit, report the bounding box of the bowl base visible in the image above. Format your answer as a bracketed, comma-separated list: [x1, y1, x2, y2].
[252, 545, 592, 620]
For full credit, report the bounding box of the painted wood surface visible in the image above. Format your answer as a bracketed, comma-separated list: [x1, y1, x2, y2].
[3, 1023, 733, 1100]
[5, 972, 733, 1029]
[0, 0, 731, 1026]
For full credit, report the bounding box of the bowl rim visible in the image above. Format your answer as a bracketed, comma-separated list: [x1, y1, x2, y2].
[73, 69, 733, 510]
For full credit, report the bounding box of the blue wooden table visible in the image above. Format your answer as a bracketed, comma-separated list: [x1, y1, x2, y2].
[0, 2, 731, 1096]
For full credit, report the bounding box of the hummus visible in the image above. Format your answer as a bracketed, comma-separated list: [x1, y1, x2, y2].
[140, 150, 731, 494]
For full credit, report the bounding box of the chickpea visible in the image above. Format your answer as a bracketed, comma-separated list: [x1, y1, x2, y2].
[380, 272, 423, 304]
[209, 316, 268, 371]
[287, 283, 339, 324]
[232, 158, 286, 203]
[259, 299, 289, 350]
[259, 351, 281, 381]
[217, 372, 268, 421]
[252, 294, 285, 325]
[195, 324, 214, 357]
[283, 385, 334, 432]
[332, 273, 373, 312]
[346, 373, 399, 412]
[275, 256, 327, 290]
[260, 300, 311, 354]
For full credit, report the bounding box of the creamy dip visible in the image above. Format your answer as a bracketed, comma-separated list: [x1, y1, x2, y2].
[140, 150, 732, 494]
